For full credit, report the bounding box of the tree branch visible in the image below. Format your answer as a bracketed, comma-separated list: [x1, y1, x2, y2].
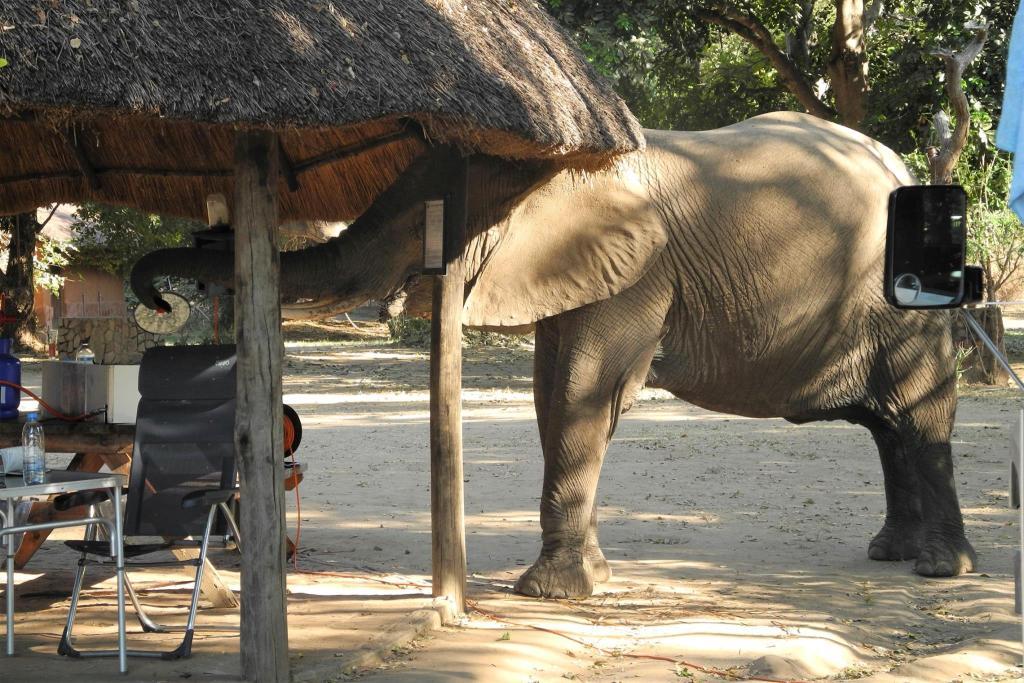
[785, 0, 816, 72]
[697, 4, 837, 120]
[864, 0, 885, 33]
[927, 22, 989, 184]
[36, 204, 59, 233]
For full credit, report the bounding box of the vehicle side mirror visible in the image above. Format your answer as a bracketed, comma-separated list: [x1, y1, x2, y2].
[885, 185, 972, 309]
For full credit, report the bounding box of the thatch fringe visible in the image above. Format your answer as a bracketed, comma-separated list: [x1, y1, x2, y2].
[0, 1, 642, 219]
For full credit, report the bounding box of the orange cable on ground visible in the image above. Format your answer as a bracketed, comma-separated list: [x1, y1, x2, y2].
[290, 450, 301, 571]
[285, 448, 429, 589]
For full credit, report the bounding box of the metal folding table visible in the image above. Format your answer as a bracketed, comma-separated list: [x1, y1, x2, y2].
[1, 470, 126, 673]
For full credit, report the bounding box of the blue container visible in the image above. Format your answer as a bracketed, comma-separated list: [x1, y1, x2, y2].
[0, 338, 20, 420]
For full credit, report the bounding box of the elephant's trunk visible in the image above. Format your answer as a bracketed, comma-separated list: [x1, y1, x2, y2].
[129, 149, 456, 316]
[130, 248, 233, 311]
[130, 228, 417, 317]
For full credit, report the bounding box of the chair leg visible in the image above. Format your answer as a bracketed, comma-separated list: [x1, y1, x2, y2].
[123, 573, 169, 633]
[57, 556, 89, 656]
[164, 505, 218, 661]
[58, 505, 105, 657]
[219, 502, 241, 553]
[61, 505, 234, 661]
[86, 508, 160, 633]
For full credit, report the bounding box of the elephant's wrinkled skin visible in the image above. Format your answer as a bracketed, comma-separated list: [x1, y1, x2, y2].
[132, 113, 976, 598]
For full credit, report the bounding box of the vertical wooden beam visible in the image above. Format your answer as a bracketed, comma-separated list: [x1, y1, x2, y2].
[430, 152, 469, 613]
[233, 130, 289, 682]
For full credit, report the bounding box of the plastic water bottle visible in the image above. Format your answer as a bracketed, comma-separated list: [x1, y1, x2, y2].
[74, 338, 95, 364]
[22, 412, 45, 484]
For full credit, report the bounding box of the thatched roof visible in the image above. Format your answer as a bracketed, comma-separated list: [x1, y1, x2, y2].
[0, 1, 642, 221]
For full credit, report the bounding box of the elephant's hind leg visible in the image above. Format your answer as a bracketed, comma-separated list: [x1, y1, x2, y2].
[867, 341, 975, 576]
[516, 303, 662, 599]
[864, 420, 925, 561]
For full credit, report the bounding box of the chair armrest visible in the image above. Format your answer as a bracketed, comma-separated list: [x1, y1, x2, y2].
[54, 488, 125, 512]
[181, 488, 238, 510]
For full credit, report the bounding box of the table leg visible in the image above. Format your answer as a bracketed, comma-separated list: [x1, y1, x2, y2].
[6, 497, 14, 656]
[111, 485, 126, 674]
[13, 453, 105, 569]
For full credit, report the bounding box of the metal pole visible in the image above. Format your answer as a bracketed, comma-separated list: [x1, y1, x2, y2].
[111, 484, 127, 673]
[5, 498, 13, 656]
[960, 310, 1024, 392]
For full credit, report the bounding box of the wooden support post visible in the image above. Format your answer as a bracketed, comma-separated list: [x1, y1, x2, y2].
[430, 152, 469, 613]
[233, 130, 289, 682]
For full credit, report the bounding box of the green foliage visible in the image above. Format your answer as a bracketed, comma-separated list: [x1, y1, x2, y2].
[34, 235, 68, 296]
[544, 1, 1018, 150]
[68, 203, 202, 277]
[903, 107, 1023, 299]
[386, 314, 432, 347]
[0, 57, 8, 68]
[955, 344, 976, 384]
[868, 0, 1017, 152]
[462, 328, 532, 349]
[386, 314, 531, 349]
[67, 203, 229, 344]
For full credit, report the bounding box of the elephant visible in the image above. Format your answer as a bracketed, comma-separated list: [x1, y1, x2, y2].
[131, 111, 976, 598]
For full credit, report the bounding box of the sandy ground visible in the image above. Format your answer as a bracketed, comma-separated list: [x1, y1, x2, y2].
[1, 321, 1022, 682]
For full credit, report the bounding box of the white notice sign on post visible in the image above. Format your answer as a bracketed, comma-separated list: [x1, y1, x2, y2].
[424, 200, 446, 274]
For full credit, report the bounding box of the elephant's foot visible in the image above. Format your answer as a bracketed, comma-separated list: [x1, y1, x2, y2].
[586, 544, 611, 583]
[913, 530, 976, 577]
[515, 553, 595, 599]
[868, 520, 923, 561]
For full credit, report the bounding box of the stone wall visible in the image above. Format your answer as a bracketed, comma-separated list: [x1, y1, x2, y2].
[58, 319, 158, 365]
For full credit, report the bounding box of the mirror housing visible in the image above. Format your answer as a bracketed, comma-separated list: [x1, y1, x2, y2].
[885, 185, 970, 309]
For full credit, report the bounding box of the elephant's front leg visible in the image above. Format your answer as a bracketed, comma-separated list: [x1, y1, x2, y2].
[516, 308, 660, 599]
[514, 395, 616, 598]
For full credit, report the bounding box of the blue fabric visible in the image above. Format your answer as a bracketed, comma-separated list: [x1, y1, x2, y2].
[997, 2, 1024, 219]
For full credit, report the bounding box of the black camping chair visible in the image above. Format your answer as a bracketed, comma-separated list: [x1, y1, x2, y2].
[57, 345, 241, 661]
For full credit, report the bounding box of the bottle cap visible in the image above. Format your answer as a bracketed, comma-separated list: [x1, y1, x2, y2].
[27, 411, 38, 421]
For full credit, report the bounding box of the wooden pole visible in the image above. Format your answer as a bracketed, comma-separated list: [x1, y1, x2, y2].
[233, 130, 289, 682]
[430, 153, 469, 613]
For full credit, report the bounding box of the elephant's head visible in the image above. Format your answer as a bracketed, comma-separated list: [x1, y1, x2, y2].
[130, 146, 668, 327]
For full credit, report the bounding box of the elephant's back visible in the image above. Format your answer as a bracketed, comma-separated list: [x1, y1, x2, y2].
[645, 113, 916, 416]
[644, 112, 913, 197]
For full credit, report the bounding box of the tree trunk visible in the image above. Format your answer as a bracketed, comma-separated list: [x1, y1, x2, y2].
[928, 24, 995, 383]
[967, 307, 1010, 386]
[0, 212, 40, 345]
[826, 0, 868, 129]
[786, 0, 816, 72]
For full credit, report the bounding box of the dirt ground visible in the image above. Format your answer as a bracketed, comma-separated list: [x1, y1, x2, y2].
[2, 317, 1023, 682]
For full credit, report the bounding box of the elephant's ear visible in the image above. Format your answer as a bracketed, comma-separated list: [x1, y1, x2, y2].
[463, 166, 667, 328]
